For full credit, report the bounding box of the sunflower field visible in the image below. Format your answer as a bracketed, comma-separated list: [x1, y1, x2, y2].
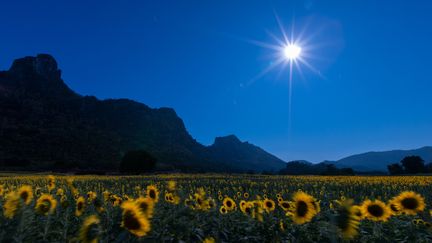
[0, 174, 431, 242]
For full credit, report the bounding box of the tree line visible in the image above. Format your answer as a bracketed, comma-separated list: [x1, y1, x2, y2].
[387, 155, 432, 175]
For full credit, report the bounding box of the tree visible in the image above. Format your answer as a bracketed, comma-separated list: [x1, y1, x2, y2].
[426, 163, 432, 173]
[400, 156, 425, 174]
[387, 163, 404, 175]
[120, 150, 157, 174]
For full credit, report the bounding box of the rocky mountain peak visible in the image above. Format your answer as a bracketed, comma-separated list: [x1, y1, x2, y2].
[9, 54, 61, 80]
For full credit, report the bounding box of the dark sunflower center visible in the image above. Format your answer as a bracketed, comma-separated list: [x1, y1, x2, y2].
[282, 202, 290, 209]
[123, 211, 141, 230]
[401, 198, 418, 210]
[245, 207, 252, 215]
[77, 202, 84, 211]
[367, 204, 384, 217]
[296, 201, 308, 217]
[21, 191, 28, 201]
[226, 201, 232, 207]
[390, 204, 399, 212]
[149, 190, 156, 199]
[266, 202, 273, 208]
[139, 202, 148, 212]
[40, 200, 51, 213]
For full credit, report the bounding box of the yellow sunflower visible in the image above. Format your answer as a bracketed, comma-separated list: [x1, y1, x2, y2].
[223, 197, 236, 211]
[352, 205, 364, 219]
[219, 205, 228, 214]
[263, 198, 276, 213]
[287, 192, 317, 225]
[146, 185, 159, 203]
[203, 237, 215, 243]
[279, 219, 287, 231]
[18, 185, 33, 205]
[361, 199, 391, 222]
[335, 201, 361, 240]
[393, 191, 425, 215]
[3, 192, 21, 219]
[0, 184, 4, 197]
[243, 192, 249, 199]
[47, 175, 56, 192]
[387, 198, 401, 216]
[35, 194, 57, 215]
[76, 196, 86, 216]
[79, 215, 101, 243]
[279, 200, 291, 211]
[135, 197, 154, 219]
[120, 201, 151, 237]
[239, 200, 247, 213]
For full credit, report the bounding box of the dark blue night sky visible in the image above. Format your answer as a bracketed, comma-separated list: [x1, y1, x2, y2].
[1, 1, 431, 162]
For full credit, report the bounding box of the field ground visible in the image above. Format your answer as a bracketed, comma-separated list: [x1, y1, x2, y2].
[0, 174, 431, 242]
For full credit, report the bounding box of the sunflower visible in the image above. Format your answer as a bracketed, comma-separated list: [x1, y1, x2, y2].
[243, 192, 249, 199]
[76, 196, 86, 216]
[361, 199, 391, 222]
[120, 201, 151, 237]
[243, 202, 255, 217]
[102, 191, 110, 201]
[279, 219, 287, 231]
[167, 180, 176, 191]
[135, 197, 154, 219]
[18, 185, 33, 205]
[3, 192, 21, 219]
[352, 205, 363, 219]
[47, 175, 56, 192]
[287, 192, 317, 225]
[239, 200, 247, 213]
[61, 195, 69, 208]
[219, 205, 228, 214]
[79, 215, 101, 243]
[223, 197, 236, 211]
[35, 194, 57, 215]
[387, 199, 401, 216]
[279, 200, 291, 211]
[203, 237, 215, 243]
[87, 191, 97, 203]
[393, 191, 425, 215]
[263, 198, 276, 213]
[0, 184, 4, 197]
[335, 201, 361, 239]
[146, 185, 159, 203]
[165, 192, 180, 205]
[56, 188, 64, 197]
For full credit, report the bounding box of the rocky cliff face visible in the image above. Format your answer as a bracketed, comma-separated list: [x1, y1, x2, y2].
[0, 54, 286, 172]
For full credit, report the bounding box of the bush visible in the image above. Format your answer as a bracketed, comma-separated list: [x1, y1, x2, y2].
[120, 150, 157, 174]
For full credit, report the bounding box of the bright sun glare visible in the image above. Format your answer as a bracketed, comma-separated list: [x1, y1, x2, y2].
[283, 44, 301, 60]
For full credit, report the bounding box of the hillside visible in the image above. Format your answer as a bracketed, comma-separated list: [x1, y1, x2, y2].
[333, 146, 432, 172]
[0, 54, 286, 172]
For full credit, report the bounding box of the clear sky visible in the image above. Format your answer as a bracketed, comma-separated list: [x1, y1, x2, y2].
[1, 1, 431, 162]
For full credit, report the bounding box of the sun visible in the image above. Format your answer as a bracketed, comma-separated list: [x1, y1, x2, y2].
[284, 44, 301, 60]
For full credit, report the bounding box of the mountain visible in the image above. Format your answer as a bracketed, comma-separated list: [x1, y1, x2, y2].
[333, 146, 432, 172]
[0, 54, 286, 172]
[208, 135, 286, 172]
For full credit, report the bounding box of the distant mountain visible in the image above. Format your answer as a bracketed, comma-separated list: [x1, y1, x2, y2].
[333, 146, 432, 172]
[0, 54, 286, 172]
[208, 135, 286, 172]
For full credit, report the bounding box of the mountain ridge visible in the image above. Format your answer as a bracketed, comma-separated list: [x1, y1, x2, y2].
[332, 146, 432, 172]
[0, 54, 287, 172]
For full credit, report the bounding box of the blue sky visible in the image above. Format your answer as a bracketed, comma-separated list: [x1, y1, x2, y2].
[1, 1, 431, 162]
